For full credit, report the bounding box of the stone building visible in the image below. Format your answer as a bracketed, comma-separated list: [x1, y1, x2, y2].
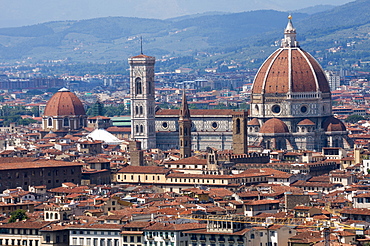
[0, 158, 82, 191]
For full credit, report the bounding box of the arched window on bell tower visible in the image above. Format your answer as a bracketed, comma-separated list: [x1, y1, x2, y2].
[236, 118, 241, 134]
[135, 77, 142, 95]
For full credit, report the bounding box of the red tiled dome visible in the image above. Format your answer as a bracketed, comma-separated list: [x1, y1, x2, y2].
[260, 118, 289, 134]
[44, 88, 85, 117]
[323, 116, 346, 132]
[297, 119, 315, 125]
[252, 48, 330, 95]
[252, 17, 330, 95]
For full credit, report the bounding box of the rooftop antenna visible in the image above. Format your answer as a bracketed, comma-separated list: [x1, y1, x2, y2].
[140, 36, 143, 55]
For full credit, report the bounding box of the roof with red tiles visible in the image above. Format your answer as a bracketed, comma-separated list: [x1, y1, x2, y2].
[260, 118, 289, 134]
[143, 222, 205, 231]
[297, 119, 315, 125]
[0, 158, 82, 170]
[131, 54, 155, 59]
[248, 118, 260, 126]
[323, 116, 346, 132]
[0, 220, 51, 229]
[244, 199, 280, 205]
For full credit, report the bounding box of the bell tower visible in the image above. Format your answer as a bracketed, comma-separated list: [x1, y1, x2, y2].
[232, 111, 248, 154]
[128, 53, 156, 150]
[179, 90, 192, 158]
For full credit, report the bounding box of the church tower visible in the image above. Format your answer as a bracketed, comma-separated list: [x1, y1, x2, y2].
[179, 90, 192, 158]
[128, 53, 156, 150]
[232, 111, 248, 154]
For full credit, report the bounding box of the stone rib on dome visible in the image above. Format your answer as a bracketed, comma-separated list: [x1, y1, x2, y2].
[323, 116, 346, 132]
[44, 89, 85, 117]
[259, 118, 289, 134]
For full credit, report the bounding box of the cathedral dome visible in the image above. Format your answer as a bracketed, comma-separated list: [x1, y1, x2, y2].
[251, 17, 330, 95]
[323, 116, 346, 132]
[44, 88, 85, 117]
[260, 118, 289, 134]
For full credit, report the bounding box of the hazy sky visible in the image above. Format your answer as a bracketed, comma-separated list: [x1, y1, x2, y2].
[0, 0, 354, 28]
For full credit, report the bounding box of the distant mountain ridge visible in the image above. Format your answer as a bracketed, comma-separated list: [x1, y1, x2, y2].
[0, 0, 368, 74]
[293, 5, 336, 14]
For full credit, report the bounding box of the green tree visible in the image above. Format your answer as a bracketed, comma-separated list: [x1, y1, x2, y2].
[9, 209, 28, 223]
[18, 118, 37, 126]
[89, 100, 105, 116]
[31, 106, 40, 117]
[345, 114, 364, 123]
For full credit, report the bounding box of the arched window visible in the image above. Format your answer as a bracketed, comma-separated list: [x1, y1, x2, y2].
[136, 125, 139, 133]
[184, 127, 188, 136]
[140, 125, 143, 133]
[63, 117, 69, 127]
[236, 118, 241, 134]
[135, 77, 142, 95]
[48, 118, 52, 127]
[135, 106, 139, 115]
[140, 106, 143, 115]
